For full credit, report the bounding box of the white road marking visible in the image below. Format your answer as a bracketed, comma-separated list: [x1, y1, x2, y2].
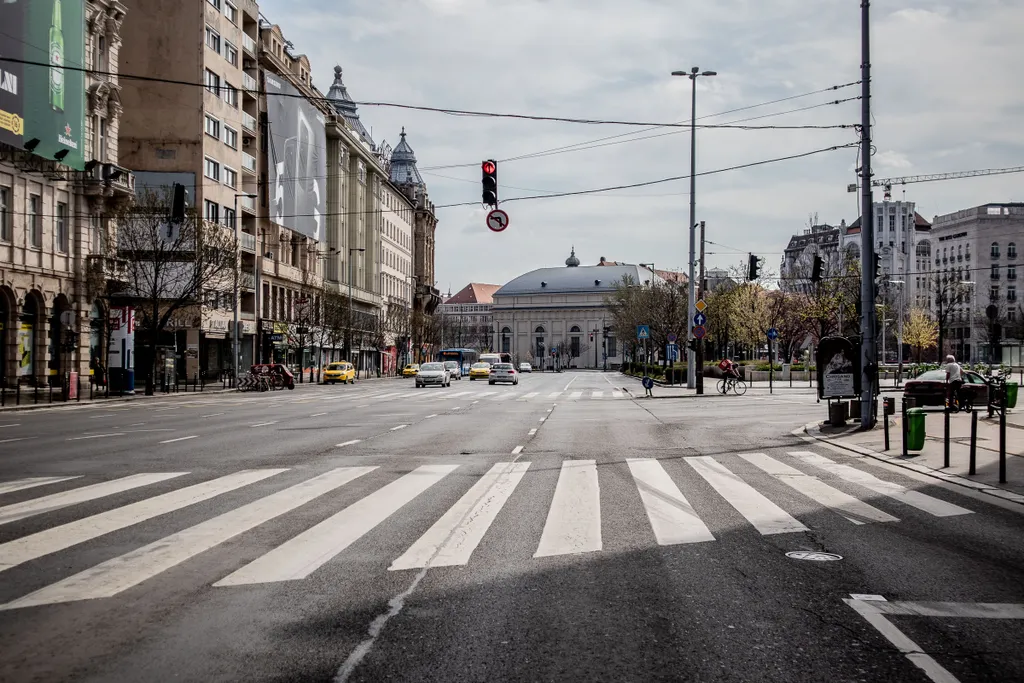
[425, 414, 437, 419]
[611, 390, 623, 398]
[520, 392, 539, 400]
[216, 465, 456, 585]
[511, 446, 524, 455]
[249, 421, 278, 427]
[447, 391, 472, 398]
[563, 376, 578, 391]
[160, 435, 199, 444]
[0, 437, 34, 445]
[491, 393, 514, 401]
[568, 391, 583, 400]
[356, 404, 369, 408]
[788, 451, 973, 517]
[591, 391, 604, 399]
[547, 392, 562, 399]
[0, 469, 285, 572]
[0, 476, 81, 496]
[0, 424, 20, 428]
[687, 456, 808, 535]
[336, 440, 361, 447]
[88, 415, 116, 419]
[628, 459, 715, 545]
[390, 424, 408, 431]
[535, 460, 601, 557]
[528, 428, 537, 436]
[310, 412, 327, 417]
[0, 473, 188, 526]
[472, 401, 480, 404]
[539, 417, 546, 423]
[390, 462, 530, 571]
[741, 453, 898, 525]
[201, 413, 224, 418]
[66, 433, 125, 441]
[0, 468, 375, 609]
[452, 406, 461, 410]
[475, 392, 496, 398]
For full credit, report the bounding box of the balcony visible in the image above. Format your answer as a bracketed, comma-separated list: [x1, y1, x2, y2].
[105, 164, 135, 196]
[239, 194, 256, 213]
[241, 151, 257, 173]
[86, 254, 127, 283]
[242, 32, 257, 56]
[240, 232, 256, 252]
[242, 71, 258, 96]
[242, 110, 257, 134]
[239, 271, 256, 290]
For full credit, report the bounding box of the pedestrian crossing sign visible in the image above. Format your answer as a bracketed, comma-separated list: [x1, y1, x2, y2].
[637, 325, 650, 340]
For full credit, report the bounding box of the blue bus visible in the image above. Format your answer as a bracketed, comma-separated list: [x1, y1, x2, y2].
[437, 348, 479, 374]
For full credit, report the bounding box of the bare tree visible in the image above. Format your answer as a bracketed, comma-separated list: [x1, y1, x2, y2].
[114, 188, 236, 395]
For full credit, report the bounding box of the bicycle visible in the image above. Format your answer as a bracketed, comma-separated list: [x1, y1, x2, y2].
[717, 376, 747, 395]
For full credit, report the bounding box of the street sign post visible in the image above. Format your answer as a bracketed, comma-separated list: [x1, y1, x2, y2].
[667, 343, 678, 361]
[693, 312, 707, 327]
[667, 333, 677, 343]
[692, 326, 706, 340]
[694, 299, 707, 313]
[767, 327, 779, 340]
[486, 209, 509, 232]
[637, 325, 650, 340]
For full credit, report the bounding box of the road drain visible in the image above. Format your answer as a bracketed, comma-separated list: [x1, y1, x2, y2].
[786, 550, 842, 562]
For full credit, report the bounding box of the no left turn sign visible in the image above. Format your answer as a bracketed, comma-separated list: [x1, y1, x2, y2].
[486, 209, 509, 232]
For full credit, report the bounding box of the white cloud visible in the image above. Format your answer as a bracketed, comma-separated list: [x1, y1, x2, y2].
[262, 0, 1024, 288]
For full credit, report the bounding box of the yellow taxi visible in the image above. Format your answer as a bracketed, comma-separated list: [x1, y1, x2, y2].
[468, 362, 491, 380]
[323, 361, 355, 384]
[402, 363, 420, 377]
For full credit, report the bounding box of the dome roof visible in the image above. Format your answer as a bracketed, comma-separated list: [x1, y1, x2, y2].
[326, 65, 374, 147]
[494, 264, 657, 298]
[389, 128, 424, 187]
[565, 246, 580, 267]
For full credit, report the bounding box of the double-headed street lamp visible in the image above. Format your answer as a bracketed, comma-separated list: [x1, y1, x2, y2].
[347, 247, 366, 365]
[671, 66, 716, 389]
[232, 192, 257, 386]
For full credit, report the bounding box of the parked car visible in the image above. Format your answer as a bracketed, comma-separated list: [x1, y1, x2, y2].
[444, 361, 462, 380]
[903, 369, 989, 408]
[402, 364, 420, 377]
[322, 362, 355, 385]
[416, 362, 451, 388]
[468, 362, 491, 380]
[518, 362, 532, 373]
[489, 363, 519, 385]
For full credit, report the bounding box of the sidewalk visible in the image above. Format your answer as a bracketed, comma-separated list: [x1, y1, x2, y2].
[618, 372, 818, 399]
[804, 408, 1024, 505]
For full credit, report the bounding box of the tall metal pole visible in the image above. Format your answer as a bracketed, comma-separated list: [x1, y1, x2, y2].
[859, 0, 877, 428]
[686, 70, 698, 389]
[232, 195, 240, 387]
[697, 220, 706, 394]
[348, 249, 354, 365]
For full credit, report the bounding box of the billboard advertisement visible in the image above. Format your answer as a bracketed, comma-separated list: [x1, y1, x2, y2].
[0, 0, 86, 170]
[265, 72, 326, 241]
[816, 336, 862, 400]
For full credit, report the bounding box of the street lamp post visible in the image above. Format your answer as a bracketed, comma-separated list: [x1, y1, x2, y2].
[232, 192, 256, 387]
[672, 67, 716, 389]
[347, 247, 366, 366]
[960, 280, 976, 364]
[889, 280, 905, 381]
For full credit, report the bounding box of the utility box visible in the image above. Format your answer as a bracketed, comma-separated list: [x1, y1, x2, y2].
[829, 401, 849, 426]
[906, 408, 926, 451]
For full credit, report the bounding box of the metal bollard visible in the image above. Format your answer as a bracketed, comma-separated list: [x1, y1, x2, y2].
[901, 396, 908, 458]
[969, 410, 978, 476]
[1000, 387, 1007, 484]
[943, 404, 950, 469]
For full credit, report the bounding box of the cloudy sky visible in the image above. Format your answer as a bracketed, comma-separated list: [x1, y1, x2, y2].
[259, 0, 1024, 292]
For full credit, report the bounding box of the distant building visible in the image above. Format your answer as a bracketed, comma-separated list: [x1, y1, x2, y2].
[436, 283, 501, 350]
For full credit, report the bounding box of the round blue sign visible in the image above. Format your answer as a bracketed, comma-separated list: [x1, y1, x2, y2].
[642, 376, 655, 389]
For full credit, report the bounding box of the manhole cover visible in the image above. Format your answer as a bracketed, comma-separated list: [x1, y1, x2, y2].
[786, 550, 843, 562]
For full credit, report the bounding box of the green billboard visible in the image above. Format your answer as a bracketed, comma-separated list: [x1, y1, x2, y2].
[0, 0, 86, 171]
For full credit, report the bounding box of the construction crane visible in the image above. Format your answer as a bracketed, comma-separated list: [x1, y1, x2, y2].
[847, 165, 1024, 196]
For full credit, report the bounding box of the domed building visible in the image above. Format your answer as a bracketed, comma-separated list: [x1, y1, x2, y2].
[491, 248, 658, 369]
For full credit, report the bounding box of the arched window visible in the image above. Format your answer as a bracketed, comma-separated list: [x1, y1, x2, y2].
[992, 242, 1000, 258]
[1009, 242, 1018, 259]
[500, 327, 511, 354]
[534, 326, 545, 334]
[570, 325, 581, 333]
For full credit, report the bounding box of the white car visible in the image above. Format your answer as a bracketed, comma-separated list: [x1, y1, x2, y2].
[518, 362, 532, 373]
[416, 362, 451, 388]
[444, 361, 462, 380]
[489, 363, 519, 385]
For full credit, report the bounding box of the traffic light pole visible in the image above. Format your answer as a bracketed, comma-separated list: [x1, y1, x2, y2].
[696, 220, 706, 394]
[859, 0, 877, 429]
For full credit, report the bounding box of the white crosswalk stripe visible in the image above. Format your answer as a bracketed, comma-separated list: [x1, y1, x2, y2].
[547, 392, 563, 399]
[568, 391, 583, 400]
[519, 392, 539, 400]
[591, 391, 604, 399]
[0, 469, 286, 572]
[491, 393, 516, 401]
[535, 460, 601, 557]
[215, 465, 456, 586]
[0, 476, 82, 496]
[687, 456, 808, 535]
[740, 454, 898, 525]
[0, 467, 373, 610]
[788, 451, 973, 517]
[0, 473, 188, 526]
[611, 390, 623, 398]
[390, 462, 530, 570]
[628, 459, 714, 545]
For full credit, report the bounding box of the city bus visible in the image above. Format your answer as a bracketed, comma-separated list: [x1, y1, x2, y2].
[437, 348, 479, 374]
[479, 352, 512, 366]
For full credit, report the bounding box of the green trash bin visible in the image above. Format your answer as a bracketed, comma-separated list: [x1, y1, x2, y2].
[906, 408, 926, 451]
[1006, 382, 1018, 409]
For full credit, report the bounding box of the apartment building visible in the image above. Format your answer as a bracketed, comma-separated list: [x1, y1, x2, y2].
[437, 283, 501, 351]
[0, 0, 133, 388]
[379, 158, 415, 373]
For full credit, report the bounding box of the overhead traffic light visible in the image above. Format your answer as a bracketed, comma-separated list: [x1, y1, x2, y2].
[874, 253, 882, 279]
[481, 159, 498, 207]
[747, 254, 762, 281]
[811, 255, 823, 283]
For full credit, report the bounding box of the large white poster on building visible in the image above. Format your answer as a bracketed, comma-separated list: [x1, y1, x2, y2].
[108, 307, 135, 370]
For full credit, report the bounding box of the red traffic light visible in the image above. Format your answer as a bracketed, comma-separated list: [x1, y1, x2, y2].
[481, 161, 496, 174]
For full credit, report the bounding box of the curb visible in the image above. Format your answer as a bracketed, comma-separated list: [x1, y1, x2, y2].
[799, 421, 1024, 507]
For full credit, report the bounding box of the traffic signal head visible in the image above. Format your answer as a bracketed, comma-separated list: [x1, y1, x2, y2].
[747, 254, 761, 281]
[811, 255, 823, 283]
[874, 253, 882, 279]
[481, 159, 498, 207]
[171, 183, 188, 223]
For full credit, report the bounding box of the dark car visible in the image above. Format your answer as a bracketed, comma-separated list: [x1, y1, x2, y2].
[903, 369, 988, 408]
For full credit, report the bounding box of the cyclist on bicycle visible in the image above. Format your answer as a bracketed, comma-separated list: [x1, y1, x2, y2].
[944, 354, 963, 409]
[718, 357, 740, 380]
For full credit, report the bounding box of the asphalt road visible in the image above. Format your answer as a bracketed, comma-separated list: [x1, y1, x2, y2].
[0, 370, 1021, 682]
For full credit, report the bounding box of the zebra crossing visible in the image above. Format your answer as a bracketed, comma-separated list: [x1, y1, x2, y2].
[196, 387, 631, 406]
[0, 450, 973, 609]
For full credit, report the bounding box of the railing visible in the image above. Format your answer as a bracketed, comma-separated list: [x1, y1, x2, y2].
[242, 110, 257, 133]
[239, 271, 256, 289]
[239, 232, 256, 251]
[242, 32, 257, 55]
[86, 254, 127, 281]
[239, 194, 256, 212]
[242, 71, 258, 93]
[242, 151, 257, 173]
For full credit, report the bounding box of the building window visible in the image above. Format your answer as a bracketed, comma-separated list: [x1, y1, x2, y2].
[222, 206, 235, 227]
[1010, 286, 1018, 302]
[207, 0, 221, 9]
[222, 83, 238, 107]
[991, 242, 1000, 258]
[205, 26, 220, 53]
[204, 200, 219, 224]
[1009, 266, 1017, 281]
[607, 336, 617, 358]
[56, 202, 68, 252]
[95, 34, 107, 73]
[204, 157, 220, 181]
[990, 286, 999, 301]
[889, 214, 895, 231]
[224, 1, 237, 24]
[223, 41, 238, 66]
[223, 167, 237, 188]
[223, 126, 238, 149]
[97, 117, 107, 162]
[204, 69, 220, 96]
[204, 115, 220, 139]
[0, 186, 9, 241]
[28, 194, 41, 247]
[1010, 243, 1018, 259]
[991, 265, 1000, 281]
[570, 336, 580, 359]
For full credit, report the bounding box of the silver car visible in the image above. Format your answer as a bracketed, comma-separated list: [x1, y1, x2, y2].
[488, 363, 519, 385]
[444, 361, 462, 380]
[416, 362, 451, 388]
